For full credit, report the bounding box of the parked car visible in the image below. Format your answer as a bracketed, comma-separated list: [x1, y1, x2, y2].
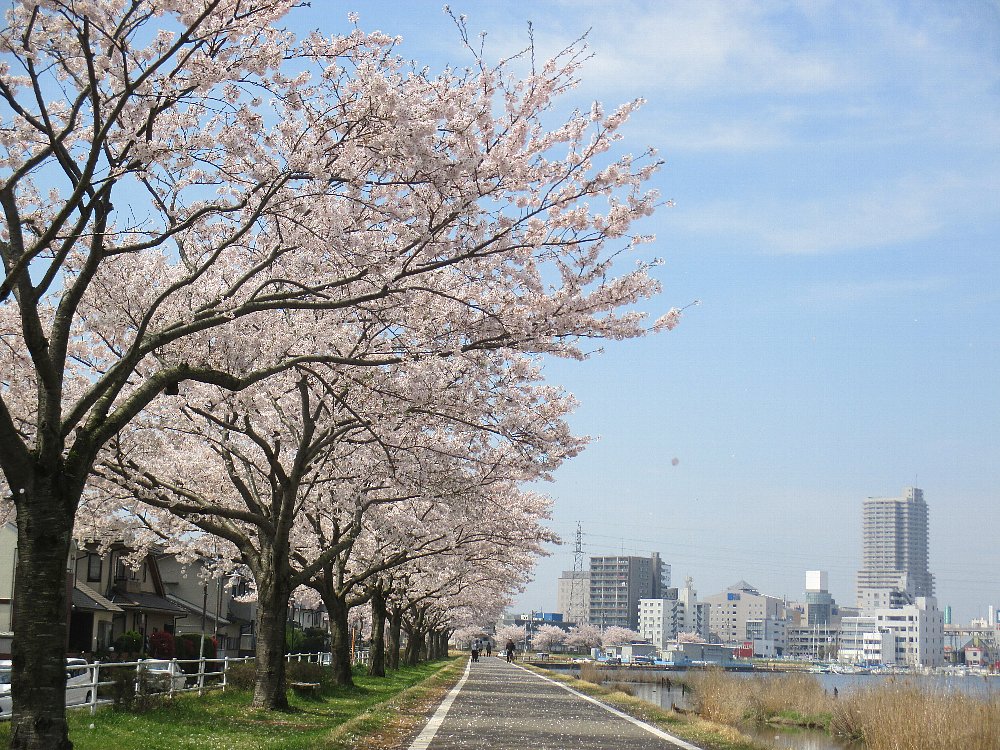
[65, 658, 95, 706]
[0, 660, 10, 717]
[571, 657, 593, 663]
[136, 659, 187, 692]
[0, 658, 95, 717]
[631, 655, 654, 665]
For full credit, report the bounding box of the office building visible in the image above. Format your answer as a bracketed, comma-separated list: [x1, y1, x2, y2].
[804, 570, 835, 626]
[704, 581, 788, 648]
[588, 553, 668, 630]
[856, 487, 935, 609]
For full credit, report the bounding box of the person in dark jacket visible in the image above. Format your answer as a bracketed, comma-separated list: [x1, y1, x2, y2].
[505, 640, 516, 663]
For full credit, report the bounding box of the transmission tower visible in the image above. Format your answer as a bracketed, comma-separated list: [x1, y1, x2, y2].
[567, 522, 585, 623]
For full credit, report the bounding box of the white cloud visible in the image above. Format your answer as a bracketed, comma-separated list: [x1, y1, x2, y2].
[670, 170, 997, 255]
[518, 0, 846, 96]
[799, 276, 950, 305]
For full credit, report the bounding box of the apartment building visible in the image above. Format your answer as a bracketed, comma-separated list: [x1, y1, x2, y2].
[588, 553, 668, 630]
[856, 487, 934, 609]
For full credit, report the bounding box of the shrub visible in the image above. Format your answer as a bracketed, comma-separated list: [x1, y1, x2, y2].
[114, 630, 142, 654]
[149, 630, 175, 658]
[223, 661, 257, 691]
[301, 627, 328, 654]
[105, 664, 169, 714]
[175, 633, 217, 673]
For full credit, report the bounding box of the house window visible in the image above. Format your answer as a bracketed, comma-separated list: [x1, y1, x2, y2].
[87, 554, 102, 582]
[114, 557, 140, 581]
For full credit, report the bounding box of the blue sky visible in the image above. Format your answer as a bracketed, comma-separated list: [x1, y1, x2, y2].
[306, 1, 1000, 624]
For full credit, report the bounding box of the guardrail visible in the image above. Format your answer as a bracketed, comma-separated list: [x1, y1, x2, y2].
[0, 652, 332, 721]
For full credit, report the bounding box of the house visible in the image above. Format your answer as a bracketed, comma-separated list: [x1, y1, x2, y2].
[71, 542, 188, 656]
[962, 638, 991, 668]
[0, 523, 18, 657]
[156, 554, 246, 657]
[0, 524, 329, 659]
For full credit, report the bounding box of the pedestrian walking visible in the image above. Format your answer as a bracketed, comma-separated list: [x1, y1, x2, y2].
[505, 639, 516, 663]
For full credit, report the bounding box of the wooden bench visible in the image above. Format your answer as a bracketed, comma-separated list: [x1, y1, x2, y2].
[289, 681, 321, 696]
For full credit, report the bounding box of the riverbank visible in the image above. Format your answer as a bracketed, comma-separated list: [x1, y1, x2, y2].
[523, 663, 764, 750]
[0, 658, 465, 750]
[556, 663, 1000, 750]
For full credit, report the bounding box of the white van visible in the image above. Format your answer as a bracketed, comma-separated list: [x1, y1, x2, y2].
[136, 659, 187, 692]
[0, 659, 95, 717]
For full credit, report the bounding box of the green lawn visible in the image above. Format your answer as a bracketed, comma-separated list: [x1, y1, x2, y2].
[0, 659, 461, 750]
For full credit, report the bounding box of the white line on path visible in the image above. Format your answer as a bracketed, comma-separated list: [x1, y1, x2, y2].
[407, 658, 473, 750]
[513, 663, 703, 750]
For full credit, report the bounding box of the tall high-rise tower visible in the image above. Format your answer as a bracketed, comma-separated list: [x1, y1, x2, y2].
[856, 486, 934, 609]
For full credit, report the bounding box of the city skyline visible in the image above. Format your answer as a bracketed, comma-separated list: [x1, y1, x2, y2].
[302, 2, 1000, 626]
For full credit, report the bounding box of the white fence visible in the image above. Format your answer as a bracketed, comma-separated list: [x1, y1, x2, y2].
[0, 652, 332, 721]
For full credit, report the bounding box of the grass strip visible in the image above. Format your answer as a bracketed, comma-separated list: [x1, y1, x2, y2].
[0, 659, 463, 750]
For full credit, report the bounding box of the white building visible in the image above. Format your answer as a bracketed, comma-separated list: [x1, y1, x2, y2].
[638, 577, 708, 648]
[746, 617, 787, 658]
[705, 581, 789, 648]
[842, 597, 945, 667]
[839, 616, 897, 665]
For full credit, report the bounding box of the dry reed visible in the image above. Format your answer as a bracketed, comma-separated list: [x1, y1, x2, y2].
[577, 662, 604, 685]
[832, 681, 1000, 750]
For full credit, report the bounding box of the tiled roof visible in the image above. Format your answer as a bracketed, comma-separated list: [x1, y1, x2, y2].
[72, 582, 123, 613]
[166, 594, 232, 626]
[108, 589, 188, 615]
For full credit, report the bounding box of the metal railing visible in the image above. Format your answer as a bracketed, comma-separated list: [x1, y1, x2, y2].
[0, 652, 332, 721]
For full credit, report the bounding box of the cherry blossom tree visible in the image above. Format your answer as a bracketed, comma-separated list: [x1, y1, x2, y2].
[565, 623, 603, 652]
[532, 624, 567, 652]
[0, 1, 677, 743]
[87, 350, 569, 697]
[677, 631, 707, 644]
[601, 626, 643, 646]
[495, 625, 528, 652]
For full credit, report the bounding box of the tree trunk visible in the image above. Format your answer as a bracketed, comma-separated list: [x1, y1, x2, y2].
[403, 628, 424, 666]
[9, 480, 74, 750]
[368, 588, 386, 678]
[323, 592, 354, 687]
[387, 609, 402, 671]
[251, 569, 292, 710]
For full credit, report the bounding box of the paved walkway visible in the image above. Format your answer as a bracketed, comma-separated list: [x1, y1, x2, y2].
[408, 657, 700, 750]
